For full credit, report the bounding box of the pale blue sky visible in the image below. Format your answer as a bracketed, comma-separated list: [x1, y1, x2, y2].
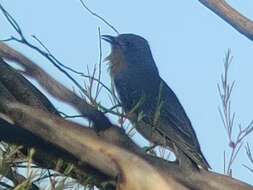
[1, 0, 253, 185]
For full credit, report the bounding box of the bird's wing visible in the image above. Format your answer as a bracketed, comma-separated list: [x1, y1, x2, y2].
[156, 79, 200, 149]
[142, 79, 210, 169]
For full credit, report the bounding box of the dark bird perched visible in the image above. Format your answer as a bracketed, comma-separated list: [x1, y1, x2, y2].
[102, 33, 210, 170]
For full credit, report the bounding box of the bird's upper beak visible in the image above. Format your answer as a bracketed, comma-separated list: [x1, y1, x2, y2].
[101, 35, 118, 45]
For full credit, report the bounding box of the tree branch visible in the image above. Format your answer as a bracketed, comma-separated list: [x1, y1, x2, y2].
[199, 0, 253, 41]
[0, 57, 113, 188]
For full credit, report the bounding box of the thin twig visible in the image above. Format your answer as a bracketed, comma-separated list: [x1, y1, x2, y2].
[218, 50, 253, 175]
[79, 0, 119, 35]
[0, 4, 125, 120]
[95, 27, 103, 100]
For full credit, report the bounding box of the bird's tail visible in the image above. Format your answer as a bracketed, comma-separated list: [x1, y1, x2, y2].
[186, 148, 211, 170]
[172, 143, 211, 170]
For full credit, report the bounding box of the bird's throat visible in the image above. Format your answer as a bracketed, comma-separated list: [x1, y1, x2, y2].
[106, 47, 127, 77]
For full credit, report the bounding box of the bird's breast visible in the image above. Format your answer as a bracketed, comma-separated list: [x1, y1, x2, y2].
[113, 69, 161, 115]
[107, 47, 128, 77]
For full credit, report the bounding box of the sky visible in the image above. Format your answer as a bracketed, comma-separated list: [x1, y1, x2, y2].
[0, 0, 253, 185]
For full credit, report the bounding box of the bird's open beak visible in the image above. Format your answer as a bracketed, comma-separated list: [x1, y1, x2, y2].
[101, 35, 117, 45]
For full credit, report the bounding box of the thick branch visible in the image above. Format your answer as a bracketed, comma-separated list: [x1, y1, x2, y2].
[0, 58, 111, 187]
[199, 0, 253, 41]
[0, 93, 252, 190]
[0, 101, 185, 190]
[0, 43, 112, 131]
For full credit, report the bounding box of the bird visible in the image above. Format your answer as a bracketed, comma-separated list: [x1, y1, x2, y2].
[102, 33, 210, 170]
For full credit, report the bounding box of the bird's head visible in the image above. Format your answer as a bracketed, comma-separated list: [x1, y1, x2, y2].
[102, 33, 157, 75]
[102, 33, 149, 51]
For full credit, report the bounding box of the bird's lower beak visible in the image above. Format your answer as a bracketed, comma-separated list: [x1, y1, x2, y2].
[101, 35, 117, 45]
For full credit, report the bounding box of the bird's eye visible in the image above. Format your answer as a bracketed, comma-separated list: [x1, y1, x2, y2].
[124, 41, 131, 47]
